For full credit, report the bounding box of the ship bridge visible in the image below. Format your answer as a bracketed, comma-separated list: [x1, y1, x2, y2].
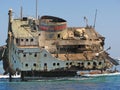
[11, 17, 40, 47]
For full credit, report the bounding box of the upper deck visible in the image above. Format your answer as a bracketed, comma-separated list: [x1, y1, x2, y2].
[11, 18, 39, 38]
[10, 15, 104, 54]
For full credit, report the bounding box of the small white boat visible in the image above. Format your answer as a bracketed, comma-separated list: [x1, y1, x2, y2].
[0, 75, 9, 78]
[81, 72, 120, 77]
[0, 74, 20, 79]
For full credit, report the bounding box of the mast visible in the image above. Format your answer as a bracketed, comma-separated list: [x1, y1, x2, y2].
[20, 6, 23, 19]
[36, 0, 38, 19]
[93, 9, 97, 28]
[20, 0, 23, 19]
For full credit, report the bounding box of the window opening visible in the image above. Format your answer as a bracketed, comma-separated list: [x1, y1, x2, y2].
[88, 62, 91, 65]
[30, 38, 34, 42]
[57, 34, 60, 38]
[44, 54, 47, 57]
[66, 63, 69, 65]
[33, 63, 37, 67]
[25, 64, 28, 67]
[34, 53, 37, 57]
[23, 54, 26, 57]
[53, 63, 56, 66]
[26, 39, 28, 42]
[21, 39, 24, 41]
[99, 62, 102, 65]
[57, 63, 60, 66]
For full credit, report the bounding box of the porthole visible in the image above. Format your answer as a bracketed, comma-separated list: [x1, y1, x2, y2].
[26, 39, 28, 42]
[34, 53, 37, 57]
[78, 63, 80, 65]
[30, 38, 33, 42]
[53, 63, 56, 66]
[23, 54, 26, 57]
[57, 34, 60, 38]
[90, 39, 92, 41]
[21, 39, 24, 41]
[44, 54, 47, 57]
[99, 62, 102, 65]
[66, 63, 69, 65]
[44, 63, 47, 66]
[14, 61, 16, 63]
[25, 64, 28, 67]
[93, 62, 97, 65]
[88, 62, 91, 65]
[81, 62, 84, 65]
[70, 62, 72, 65]
[33, 63, 36, 67]
[57, 63, 60, 66]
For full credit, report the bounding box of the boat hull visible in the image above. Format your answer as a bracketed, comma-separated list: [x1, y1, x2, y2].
[81, 72, 120, 77]
[21, 70, 76, 78]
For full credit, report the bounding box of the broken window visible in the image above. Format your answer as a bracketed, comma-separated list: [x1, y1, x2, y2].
[30, 38, 34, 42]
[88, 62, 91, 65]
[44, 63, 47, 66]
[25, 63, 28, 67]
[44, 54, 47, 57]
[16, 38, 19, 44]
[53, 63, 56, 66]
[21, 39, 24, 41]
[26, 39, 29, 42]
[33, 63, 37, 67]
[57, 34, 60, 38]
[23, 54, 26, 57]
[99, 62, 102, 65]
[57, 63, 60, 66]
[66, 63, 69, 65]
[70, 62, 72, 65]
[34, 53, 37, 57]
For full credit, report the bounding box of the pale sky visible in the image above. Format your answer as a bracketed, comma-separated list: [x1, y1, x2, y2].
[0, 0, 120, 59]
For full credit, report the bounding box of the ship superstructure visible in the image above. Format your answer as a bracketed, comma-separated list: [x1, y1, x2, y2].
[0, 9, 119, 80]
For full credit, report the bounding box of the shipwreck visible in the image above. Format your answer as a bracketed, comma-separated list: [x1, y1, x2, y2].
[0, 9, 119, 81]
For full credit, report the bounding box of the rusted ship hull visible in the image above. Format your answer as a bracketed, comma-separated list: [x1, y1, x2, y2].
[21, 70, 76, 78]
[0, 9, 119, 81]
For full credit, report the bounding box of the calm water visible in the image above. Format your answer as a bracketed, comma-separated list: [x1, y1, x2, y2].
[0, 76, 120, 90]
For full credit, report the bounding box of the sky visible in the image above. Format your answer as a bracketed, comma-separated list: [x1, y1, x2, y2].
[0, 0, 120, 59]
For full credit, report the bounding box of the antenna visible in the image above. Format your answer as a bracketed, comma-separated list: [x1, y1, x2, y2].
[20, 0, 23, 19]
[84, 16, 88, 27]
[20, 6, 23, 19]
[93, 9, 97, 28]
[36, 0, 38, 19]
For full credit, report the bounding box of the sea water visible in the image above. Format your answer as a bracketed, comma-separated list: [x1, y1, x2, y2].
[0, 76, 120, 90]
[0, 62, 120, 90]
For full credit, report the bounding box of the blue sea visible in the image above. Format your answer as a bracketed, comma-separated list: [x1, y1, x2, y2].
[0, 62, 120, 90]
[0, 75, 120, 90]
